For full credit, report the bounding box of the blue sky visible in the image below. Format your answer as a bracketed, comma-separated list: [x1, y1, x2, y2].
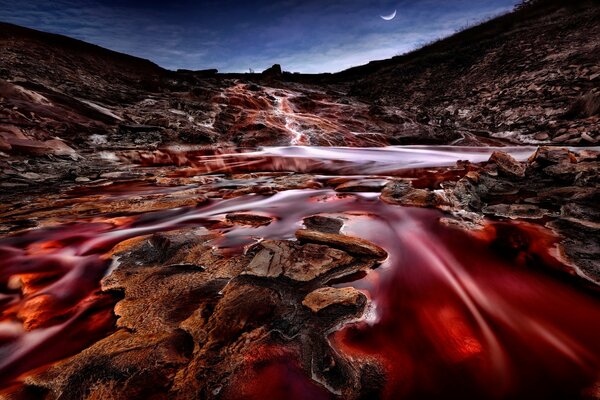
[0, 0, 519, 73]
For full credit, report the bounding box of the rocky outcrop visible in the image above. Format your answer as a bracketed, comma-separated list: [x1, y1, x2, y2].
[381, 147, 600, 284]
[295, 229, 388, 260]
[11, 221, 386, 399]
[302, 287, 366, 313]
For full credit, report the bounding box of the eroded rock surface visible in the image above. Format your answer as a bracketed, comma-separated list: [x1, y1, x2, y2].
[381, 147, 600, 284]
[13, 225, 384, 399]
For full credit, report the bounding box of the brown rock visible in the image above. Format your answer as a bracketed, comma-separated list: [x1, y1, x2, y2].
[303, 215, 344, 233]
[380, 180, 412, 201]
[0, 136, 11, 152]
[482, 204, 548, 219]
[381, 180, 430, 206]
[489, 151, 526, 178]
[529, 146, 577, 166]
[44, 139, 76, 156]
[581, 132, 597, 143]
[244, 240, 354, 281]
[6, 138, 75, 157]
[335, 178, 388, 192]
[302, 287, 366, 313]
[381, 180, 451, 209]
[225, 213, 273, 227]
[295, 229, 387, 260]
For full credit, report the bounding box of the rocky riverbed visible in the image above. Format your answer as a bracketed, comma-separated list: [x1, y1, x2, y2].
[1, 145, 599, 399]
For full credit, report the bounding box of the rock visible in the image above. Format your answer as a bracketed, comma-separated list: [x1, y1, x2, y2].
[335, 179, 388, 192]
[261, 64, 282, 78]
[302, 287, 366, 313]
[244, 240, 354, 281]
[533, 132, 549, 140]
[295, 229, 387, 260]
[543, 161, 599, 179]
[303, 215, 344, 234]
[5, 137, 75, 157]
[482, 204, 548, 219]
[381, 180, 450, 208]
[72, 191, 208, 214]
[0, 137, 11, 152]
[581, 132, 597, 143]
[547, 218, 600, 285]
[529, 146, 576, 166]
[380, 180, 412, 200]
[18, 172, 42, 181]
[44, 139, 76, 156]
[225, 213, 273, 227]
[489, 151, 526, 178]
[118, 124, 164, 134]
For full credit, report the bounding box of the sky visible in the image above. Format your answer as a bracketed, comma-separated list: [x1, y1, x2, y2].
[0, 0, 519, 73]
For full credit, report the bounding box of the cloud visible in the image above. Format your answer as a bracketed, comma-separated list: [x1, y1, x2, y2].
[0, 0, 517, 72]
[0, 0, 216, 68]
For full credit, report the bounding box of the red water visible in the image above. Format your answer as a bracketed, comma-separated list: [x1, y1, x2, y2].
[1, 147, 600, 397]
[127, 145, 538, 176]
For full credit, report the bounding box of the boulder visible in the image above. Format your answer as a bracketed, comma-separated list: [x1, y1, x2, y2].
[261, 64, 282, 78]
[225, 213, 273, 227]
[489, 151, 526, 178]
[303, 215, 344, 234]
[302, 287, 366, 313]
[244, 240, 354, 281]
[295, 229, 387, 260]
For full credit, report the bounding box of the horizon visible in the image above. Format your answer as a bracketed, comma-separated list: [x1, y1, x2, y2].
[0, 0, 519, 73]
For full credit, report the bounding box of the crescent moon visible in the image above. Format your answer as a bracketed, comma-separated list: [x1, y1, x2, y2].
[380, 10, 397, 21]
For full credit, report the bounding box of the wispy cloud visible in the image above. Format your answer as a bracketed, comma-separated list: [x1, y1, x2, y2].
[0, 0, 517, 72]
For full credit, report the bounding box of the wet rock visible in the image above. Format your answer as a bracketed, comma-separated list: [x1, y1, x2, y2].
[380, 179, 412, 200]
[529, 146, 577, 167]
[482, 204, 548, 219]
[335, 178, 388, 192]
[118, 123, 164, 134]
[581, 132, 597, 143]
[489, 151, 526, 178]
[0, 137, 11, 152]
[225, 213, 273, 227]
[302, 287, 366, 313]
[72, 190, 207, 214]
[381, 180, 451, 208]
[244, 240, 354, 281]
[543, 161, 599, 181]
[295, 229, 387, 260]
[27, 328, 194, 399]
[303, 215, 344, 234]
[548, 218, 600, 285]
[6, 138, 75, 157]
[561, 202, 600, 224]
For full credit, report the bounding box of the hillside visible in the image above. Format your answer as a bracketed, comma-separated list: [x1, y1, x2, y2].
[339, 0, 600, 145]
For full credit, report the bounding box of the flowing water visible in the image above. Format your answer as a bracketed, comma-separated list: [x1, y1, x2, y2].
[1, 146, 599, 398]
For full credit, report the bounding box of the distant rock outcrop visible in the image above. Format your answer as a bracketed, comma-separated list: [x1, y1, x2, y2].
[261, 63, 282, 78]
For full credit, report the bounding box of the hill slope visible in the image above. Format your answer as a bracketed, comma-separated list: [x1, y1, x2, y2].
[338, 0, 600, 145]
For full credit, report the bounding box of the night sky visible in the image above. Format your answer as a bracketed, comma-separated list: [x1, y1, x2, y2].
[0, 0, 519, 73]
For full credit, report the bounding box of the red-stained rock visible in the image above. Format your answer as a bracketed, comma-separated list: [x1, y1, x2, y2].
[302, 287, 366, 313]
[244, 240, 354, 281]
[489, 151, 526, 178]
[295, 229, 388, 260]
